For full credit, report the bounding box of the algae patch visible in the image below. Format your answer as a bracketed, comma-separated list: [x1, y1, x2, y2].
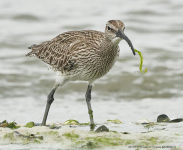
[79, 122, 90, 126]
[25, 122, 35, 128]
[63, 119, 90, 126]
[4, 131, 43, 144]
[49, 124, 61, 129]
[63, 119, 80, 125]
[135, 49, 147, 74]
[62, 133, 80, 140]
[0, 120, 20, 129]
[82, 137, 135, 148]
[4, 132, 16, 141]
[143, 123, 156, 129]
[107, 119, 122, 124]
[136, 137, 166, 147]
[43, 131, 59, 136]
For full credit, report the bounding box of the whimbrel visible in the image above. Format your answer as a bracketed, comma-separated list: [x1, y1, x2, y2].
[26, 20, 135, 129]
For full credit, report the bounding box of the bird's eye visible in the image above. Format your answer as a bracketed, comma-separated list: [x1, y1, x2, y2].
[107, 26, 111, 30]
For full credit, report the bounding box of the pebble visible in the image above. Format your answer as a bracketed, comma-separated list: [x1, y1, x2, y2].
[157, 114, 170, 122]
[95, 125, 109, 132]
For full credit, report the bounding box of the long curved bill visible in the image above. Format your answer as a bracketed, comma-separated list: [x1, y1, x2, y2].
[116, 29, 136, 55]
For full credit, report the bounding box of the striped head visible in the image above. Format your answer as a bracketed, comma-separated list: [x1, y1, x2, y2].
[105, 20, 135, 55]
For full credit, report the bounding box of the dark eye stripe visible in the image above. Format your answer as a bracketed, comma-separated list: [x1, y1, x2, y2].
[107, 26, 116, 33]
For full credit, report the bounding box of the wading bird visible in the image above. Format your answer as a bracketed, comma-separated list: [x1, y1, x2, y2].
[26, 20, 135, 129]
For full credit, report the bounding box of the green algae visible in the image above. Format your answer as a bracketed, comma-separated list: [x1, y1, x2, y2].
[63, 119, 80, 125]
[79, 122, 90, 126]
[0, 120, 20, 129]
[50, 124, 56, 129]
[4, 132, 43, 144]
[143, 122, 167, 132]
[88, 110, 94, 128]
[23, 138, 42, 144]
[4, 132, 16, 141]
[75, 134, 168, 149]
[89, 110, 93, 119]
[63, 119, 94, 130]
[62, 133, 80, 140]
[1, 120, 7, 124]
[49, 124, 61, 129]
[136, 137, 166, 147]
[107, 119, 122, 124]
[87, 137, 135, 146]
[90, 124, 95, 131]
[86, 141, 96, 149]
[148, 137, 159, 145]
[3, 129, 171, 149]
[43, 131, 59, 136]
[135, 49, 147, 74]
[80, 136, 136, 148]
[163, 119, 169, 122]
[25, 122, 35, 128]
[144, 124, 153, 129]
[6, 122, 20, 129]
[63, 119, 90, 126]
[143, 122, 157, 129]
[158, 118, 170, 122]
[33, 139, 41, 143]
[1, 120, 173, 148]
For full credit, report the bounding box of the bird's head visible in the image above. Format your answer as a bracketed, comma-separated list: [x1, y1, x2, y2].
[105, 20, 135, 55]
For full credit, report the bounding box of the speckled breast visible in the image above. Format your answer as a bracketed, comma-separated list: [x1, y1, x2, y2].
[76, 45, 120, 81]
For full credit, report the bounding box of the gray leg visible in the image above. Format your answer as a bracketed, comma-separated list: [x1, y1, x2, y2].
[85, 85, 95, 129]
[41, 88, 56, 126]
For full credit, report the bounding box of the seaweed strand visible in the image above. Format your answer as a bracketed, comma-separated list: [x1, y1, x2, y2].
[135, 49, 147, 74]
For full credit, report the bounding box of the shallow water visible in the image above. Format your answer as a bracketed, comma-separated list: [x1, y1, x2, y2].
[0, 0, 183, 126]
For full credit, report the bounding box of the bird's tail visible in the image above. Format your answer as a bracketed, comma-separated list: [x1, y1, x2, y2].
[26, 44, 37, 57]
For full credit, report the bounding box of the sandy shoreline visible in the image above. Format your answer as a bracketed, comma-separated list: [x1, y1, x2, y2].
[0, 120, 182, 150]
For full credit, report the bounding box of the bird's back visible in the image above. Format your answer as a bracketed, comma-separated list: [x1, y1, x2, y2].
[26, 30, 119, 81]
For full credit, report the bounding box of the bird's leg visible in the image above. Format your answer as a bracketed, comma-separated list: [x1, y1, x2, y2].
[85, 85, 95, 130]
[41, 88, 56, 126]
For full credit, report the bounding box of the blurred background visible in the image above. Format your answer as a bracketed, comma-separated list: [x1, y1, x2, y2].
[0, 0, 183, 124]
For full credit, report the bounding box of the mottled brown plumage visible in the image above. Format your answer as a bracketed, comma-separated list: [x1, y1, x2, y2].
[26, 20, 135, 127]
[26, 30, 119, 81]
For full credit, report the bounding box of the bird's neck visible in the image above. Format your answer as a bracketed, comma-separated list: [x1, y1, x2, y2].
[104, 36, 121, 47]
[111, 37, 122, 45]
[99, 37, 119, 58]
